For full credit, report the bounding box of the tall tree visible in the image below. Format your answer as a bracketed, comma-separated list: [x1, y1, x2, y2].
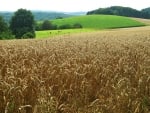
[41, 20, 52, 30]
[0, 16, 8, 33]
[0, 16, 14, 40]
[10, 9, 35, 39]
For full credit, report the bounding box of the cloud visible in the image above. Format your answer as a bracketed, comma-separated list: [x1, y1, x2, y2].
[0, 0, 149, 12]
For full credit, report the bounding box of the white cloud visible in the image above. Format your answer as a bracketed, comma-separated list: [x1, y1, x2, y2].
[0, 0, 149, 12]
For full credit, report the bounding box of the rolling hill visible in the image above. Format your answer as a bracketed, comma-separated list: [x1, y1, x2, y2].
[51, 15, 145, 29]
[0, 11, 73, 22]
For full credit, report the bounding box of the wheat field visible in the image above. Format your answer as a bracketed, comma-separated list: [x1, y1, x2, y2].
[0, 26, 150, 113]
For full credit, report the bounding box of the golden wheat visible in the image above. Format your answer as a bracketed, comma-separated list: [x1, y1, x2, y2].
[0, 26, 150, 113]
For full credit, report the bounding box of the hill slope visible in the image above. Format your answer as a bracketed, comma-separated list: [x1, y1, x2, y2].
[52, 15, 145, 29]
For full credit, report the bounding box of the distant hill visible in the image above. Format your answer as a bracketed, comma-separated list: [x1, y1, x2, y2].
[32, 11, 73, 21]
[64, 12, 86, 15]
[0, 12, 13, 23]
[87, 6, 150, 19]
[0, 11, 73, 23]
[52, 15, 145, 29]
[142, 7, 150, 15]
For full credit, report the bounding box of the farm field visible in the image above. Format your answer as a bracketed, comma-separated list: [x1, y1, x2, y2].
[0, 26, 150, 113]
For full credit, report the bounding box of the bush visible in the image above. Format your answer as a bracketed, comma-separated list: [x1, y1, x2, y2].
[0, 31, 15, 40]
[59, 24, 72, 29]
[73, 23, 83, 28]
[51, 24, 57, 30]
[35, 23, 42, 31]
[58, 23, 82, 30]
[22, 32, 35, 39]
[41, 20, 52, 30]
[56, 17, 63, 19]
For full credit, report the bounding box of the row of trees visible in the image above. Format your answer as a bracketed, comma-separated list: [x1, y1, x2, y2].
[36, 20, 82, 31]
[0, 9, 35, 39]
[87, 6, 150, 19]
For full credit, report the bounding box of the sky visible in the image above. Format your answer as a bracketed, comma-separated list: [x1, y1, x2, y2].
[0, 0, 149, 12]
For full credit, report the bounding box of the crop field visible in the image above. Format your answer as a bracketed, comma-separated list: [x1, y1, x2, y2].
[52, 15, 145, 29]
[0, 26, 150, 113]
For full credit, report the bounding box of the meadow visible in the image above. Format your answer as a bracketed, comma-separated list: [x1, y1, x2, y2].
[36, 15, 145, 38]
[52, 15, 145, 29]
[36, 28, 94, 39]
[0, 26, 150, 113]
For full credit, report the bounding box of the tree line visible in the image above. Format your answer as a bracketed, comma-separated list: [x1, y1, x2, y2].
[87, 6, 150, 19]
[35, 20, 82, 31]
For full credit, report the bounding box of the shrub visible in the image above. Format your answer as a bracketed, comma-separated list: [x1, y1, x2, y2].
[59, 24, 72, 29]
[0, 31, 15, 40]
[22, 32, 35, 39]
[73, 23, 83, 28]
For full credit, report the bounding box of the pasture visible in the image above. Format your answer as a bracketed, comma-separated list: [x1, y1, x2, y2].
[52, 15, 145, 29]
[36, 15, 145, 39]
[36, 28, 94, 39]
[0, 26, 150, 113]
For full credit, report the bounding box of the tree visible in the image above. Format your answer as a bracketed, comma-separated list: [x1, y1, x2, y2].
[0, 16, 8, 33]
[41, 20, 57, 30]
[41, 20, 52, 30]
[73, 23, 82, 28]
[10, 9, 35, 39]
[0, 16, 14, 40]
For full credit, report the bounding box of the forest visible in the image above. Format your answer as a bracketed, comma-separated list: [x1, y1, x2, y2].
[87, 6, 150, 19]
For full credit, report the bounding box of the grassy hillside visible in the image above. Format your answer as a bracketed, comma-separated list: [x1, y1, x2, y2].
[52, 15, 145, 29]
[36, 29, 94, 38]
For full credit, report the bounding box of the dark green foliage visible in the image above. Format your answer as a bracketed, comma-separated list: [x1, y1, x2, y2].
[10, 9, 35, 39]
[142, 7, 150, 14]
[35, 22, 42, 31]
[59, 23, 82, 29]
[73, 23, 82, 28]
[51, 24, 57, 30]
[87, 6, 150, 19]
[22, 32, 35, 39]
[37, 20, 57, 30]
[56, 16, 63, 19]
[0, 16, 14, 40]
[58, 24, 72, 29]
[41, 20, 53, 30]
[0, 16, 8, 32]
[0, 31, 15, 40]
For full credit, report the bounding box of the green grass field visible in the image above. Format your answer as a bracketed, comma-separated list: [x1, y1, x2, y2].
[52, 15, 145, 29]
[36, 28, 94, 39]
[36, 15, 145, 38]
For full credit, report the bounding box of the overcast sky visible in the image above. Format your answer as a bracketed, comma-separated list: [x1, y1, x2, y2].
[0, 0, 149, 12]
